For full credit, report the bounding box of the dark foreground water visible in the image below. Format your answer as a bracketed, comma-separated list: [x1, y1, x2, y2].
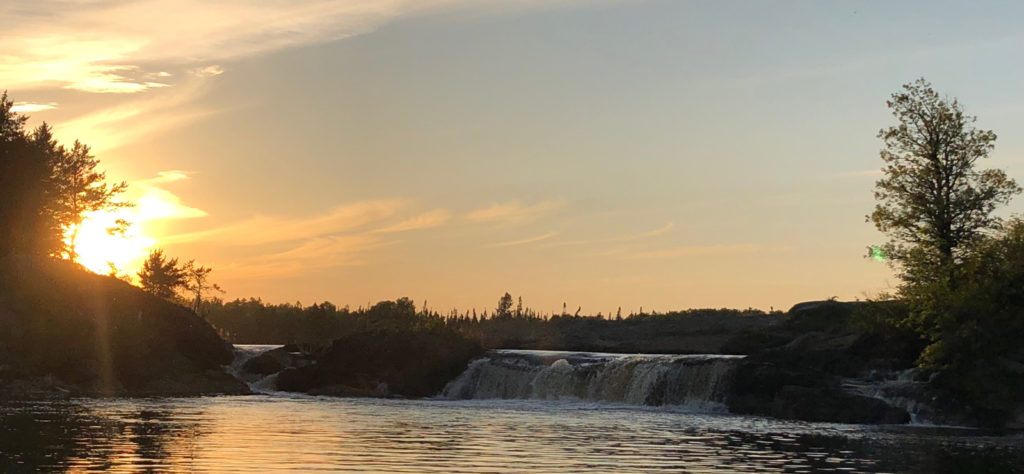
[1, 395, 1023, 473]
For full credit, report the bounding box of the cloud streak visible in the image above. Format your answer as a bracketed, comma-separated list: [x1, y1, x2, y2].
[373, 209, 452, 233]
[0, 0, 458, 94]
[489, 231, 559, 248]
[465, 200, 561, 224]
[55, 78, 219, 151]
[216, 234, 393, 279]
[623, 244, 760, 260]
[547, 222, 674, 247]
[11, 102, 58, 113]
[164, 199, 407, 246]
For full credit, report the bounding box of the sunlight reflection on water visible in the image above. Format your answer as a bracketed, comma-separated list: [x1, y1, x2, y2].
[1, 396, 1022, 473]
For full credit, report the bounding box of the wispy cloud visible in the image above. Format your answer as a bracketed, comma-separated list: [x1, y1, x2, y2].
[0, 0, 458, 94]
[164, 199, 406, 245]
[190, 65, 224, 78]
[0, 0, 469, 150]
[55, 79, 218, 151]
[11, 102, 58, 113]
[623, 243, 760, 260]
[137, 170, 192, 185]
[548, 222, 674, 247]
[217, 234, 393, 279]
[373, 209, 452, 233]
[488, 231, 559, 248]
[66, 66, 171, 94]
[465, 200, 561, 224]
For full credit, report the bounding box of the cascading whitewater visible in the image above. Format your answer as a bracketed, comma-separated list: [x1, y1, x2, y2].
[442, 350, 744, 411]
[228, 344, 283, 393]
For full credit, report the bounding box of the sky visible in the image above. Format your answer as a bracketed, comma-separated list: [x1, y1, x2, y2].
[4, 0, 1024, 314]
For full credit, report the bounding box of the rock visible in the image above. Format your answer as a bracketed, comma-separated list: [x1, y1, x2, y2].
[0, 256, 246, 398]
[727, 351, 911, 424]
[770, 385, 910, 424]
[133, 369, 251, 397]
[242, 348, 294, 375]
[277, 327, 485, 398]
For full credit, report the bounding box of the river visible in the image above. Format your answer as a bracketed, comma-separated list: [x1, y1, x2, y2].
[1, 348, 1023, 473]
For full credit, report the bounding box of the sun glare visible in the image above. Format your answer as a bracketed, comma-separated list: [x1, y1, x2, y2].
[69, 187, 201, 278]
[72, 208, 156, 278]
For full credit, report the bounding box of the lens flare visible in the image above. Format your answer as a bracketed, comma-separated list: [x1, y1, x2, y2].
[868, 246, 888, 262]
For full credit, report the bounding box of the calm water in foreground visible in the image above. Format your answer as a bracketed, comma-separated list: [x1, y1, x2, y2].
[2, 394, 1023, 473]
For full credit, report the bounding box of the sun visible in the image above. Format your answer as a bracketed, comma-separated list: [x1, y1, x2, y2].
[72, 208, 156, 278]
[67, 172, 209, 278]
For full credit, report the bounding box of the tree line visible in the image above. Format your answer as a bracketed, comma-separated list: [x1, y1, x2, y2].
[200, 292, 775, 344]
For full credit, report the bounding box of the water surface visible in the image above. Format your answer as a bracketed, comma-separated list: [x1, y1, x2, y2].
[2, 395, 1022, 473]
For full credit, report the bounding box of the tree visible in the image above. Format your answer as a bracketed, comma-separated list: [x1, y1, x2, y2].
[138, 249, 187, 299]
[496, 292, 513, 319]
[183, 261, 223, 314]
[0, 92, 48, 256]
[869, 81, 1024, 425]
[28, 122, 67, 256]
[870, 79, 1020, 285]
[49, 140, 129, 262]
[0, 90, 130, 261]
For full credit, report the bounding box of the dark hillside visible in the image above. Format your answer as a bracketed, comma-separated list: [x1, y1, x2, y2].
[0, 256, 247, 397]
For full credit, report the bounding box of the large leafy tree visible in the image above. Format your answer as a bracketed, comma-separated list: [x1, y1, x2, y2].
[870, 80, 1024, 425]
[871, 79, 1020, 285]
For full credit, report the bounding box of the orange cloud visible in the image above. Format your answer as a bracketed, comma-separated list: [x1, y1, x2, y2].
[488, 231, 559, 248]
[465, 200, 561, 224]
[373, 209, 452, 233]
[547, 222, 674, 247]
[164, 200, 407, 246]
[10, 102, 58, 113]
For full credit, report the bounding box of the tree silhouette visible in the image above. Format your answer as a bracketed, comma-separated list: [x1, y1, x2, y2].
[496, 292, 513, 319]
[138, 249, 187, 299]
[0, 92, 48, 256]
[0, 91, 130, 261]
[48, 140, 129, 262]
[183, 261, 223, 314]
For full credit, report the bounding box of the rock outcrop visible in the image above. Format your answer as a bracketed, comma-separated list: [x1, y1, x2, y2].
[277, 327, 484, 398]
[725, 301, 916, 424]
[0, 256, 249, 397]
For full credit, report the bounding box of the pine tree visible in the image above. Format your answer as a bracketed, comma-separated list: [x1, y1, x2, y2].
[138, 249, 187, 300]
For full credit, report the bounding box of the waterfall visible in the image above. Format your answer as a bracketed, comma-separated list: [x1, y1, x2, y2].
[227, 344, 283, 393]
[442, 350, 743, 411]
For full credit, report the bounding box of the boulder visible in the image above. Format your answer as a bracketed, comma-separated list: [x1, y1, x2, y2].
[242, 348, 295, 375]
[277, 327, 484, 398]
[770, 385, 910, 424]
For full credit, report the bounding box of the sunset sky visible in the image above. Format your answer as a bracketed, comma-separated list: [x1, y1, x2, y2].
[5, 0, 1024, 314]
